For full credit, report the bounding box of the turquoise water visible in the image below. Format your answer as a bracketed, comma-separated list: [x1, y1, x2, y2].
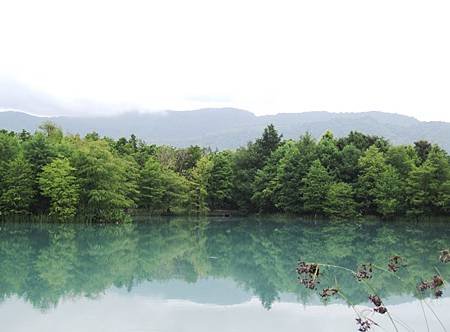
[0, 217, 449, 331]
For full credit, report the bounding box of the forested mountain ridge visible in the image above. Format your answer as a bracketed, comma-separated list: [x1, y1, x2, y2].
[1, 108, 449, 151]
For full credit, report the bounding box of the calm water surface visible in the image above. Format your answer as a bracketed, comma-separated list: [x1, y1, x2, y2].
[0, 217, 449, 332]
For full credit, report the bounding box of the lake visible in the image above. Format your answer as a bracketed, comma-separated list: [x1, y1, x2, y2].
[0, 217, 449, 332]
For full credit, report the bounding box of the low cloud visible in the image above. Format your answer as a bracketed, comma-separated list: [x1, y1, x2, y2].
[0, 76, 148, 117]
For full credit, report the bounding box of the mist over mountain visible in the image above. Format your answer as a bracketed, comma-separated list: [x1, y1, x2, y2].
[1, 108, 449, 151]
[0, 77, 136, 116]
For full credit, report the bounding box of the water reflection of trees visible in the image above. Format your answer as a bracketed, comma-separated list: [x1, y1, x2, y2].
[0, 217, 448, 309]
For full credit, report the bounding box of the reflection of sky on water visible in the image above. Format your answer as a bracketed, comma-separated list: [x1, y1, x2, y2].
[1, 281, 449, 332]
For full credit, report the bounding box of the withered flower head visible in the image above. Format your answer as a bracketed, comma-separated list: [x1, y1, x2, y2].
[356, 318, 374, 332]
[374, 306, 388, 314]
[439, 249, 450, 263]
[356, 264, 373, 281]
[297, 262, 320, 276]
[368, 295, 382, 307]
[432, 275, 444, 288]
[369, 294, 387, 314]
[417, 275, 445, 296]
[417, 280, 431, 292]
[297, 261, 321, 290]
[387, 255, 406, 272]
[320, 287, 339, 298]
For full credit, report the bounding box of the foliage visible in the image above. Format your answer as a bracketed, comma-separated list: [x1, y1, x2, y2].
[139, 157, 166, 211]
[0, 154, 35, 215]
[301, 160, 333, 215]
[324, 182, 359, 219]
[38, 158, 80, 220]
[414, 140, 432, 163]
[71, 140, 138, 221]
[356, 146, 387, 214]
[252, 142, 291, 212]
[275, 135, 317, 213]
[188, 156, 213, 214]
[373, 165, 402, 218]
[405, 146, 450, 217]
[336, 144, 361, 183]
[206, 152, 233, 210]
[0, 122, 449, 220]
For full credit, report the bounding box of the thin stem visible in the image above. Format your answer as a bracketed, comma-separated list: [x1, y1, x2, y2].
[419, 299, 430, 332]
[358, 278, 399, 332]
[372, 264, 403, 281]
[318, 263, 402, 332]
[336, 290, 390, 332]
[317, 263, 358, 275]
[423, 299, 447, 332]
[390, 317, 415, 332]
[336, 289, 362, 319]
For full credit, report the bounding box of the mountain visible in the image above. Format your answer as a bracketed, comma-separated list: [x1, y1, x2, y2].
[1, 108, 450, 151]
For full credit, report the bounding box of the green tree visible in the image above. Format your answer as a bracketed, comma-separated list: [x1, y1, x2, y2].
[231, 144, 259, 211]
[385, 145, 418, 178]
[337, 131, 383, 152]
[0, 154, 35, 215]
[0, 132, 21, 200]
[156, 145, 178, 170]
[139, 156, 189, 213]
[0, 131, 20, 164]
[336, 144, 361, 184]
[38, 121, 63, 143]
[426, 147, 450, 211]
[405, 146, 450, 217]
[175, 146, 204, 175]
[207, 152, 233, 210]
[252, 142, 291, 212]
[439, 180, 450, 213]
[23, 132, 55, 212]
[374, 165, 402, 218]
[160, 169, 190, 213]
[39, 158, 80, 220]
[275, 134, 317, 213]
[317, 131, 339, 174]
[114, 137, 134, 156]
[188, 156, 213, 214]
[139, 157, 168, 212]
[356, 146, 387, 214]
[405, 164, 434, 218]
[301, 160, 333, 215]
[232, 125, 282, 212]
[133, 141, 157, 167]
[254, 124, 283, 166]
[72, 140, 137, 220]
[84, 131, 100, 141]
[23, 132, 54, 175]
[324, 182, 358, 220]
[414, 140, 432, 164]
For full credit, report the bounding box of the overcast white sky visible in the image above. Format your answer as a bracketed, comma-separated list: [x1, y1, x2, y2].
[1, 0, 450, 121]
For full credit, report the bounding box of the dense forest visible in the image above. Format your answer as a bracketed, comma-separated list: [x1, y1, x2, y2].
[0, 122, 449, 221]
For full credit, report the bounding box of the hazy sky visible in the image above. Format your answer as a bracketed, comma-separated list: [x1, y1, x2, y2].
[1, 0, 450, 121]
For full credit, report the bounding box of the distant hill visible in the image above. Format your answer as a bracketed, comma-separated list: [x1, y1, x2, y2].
[1, 108, 450, 151]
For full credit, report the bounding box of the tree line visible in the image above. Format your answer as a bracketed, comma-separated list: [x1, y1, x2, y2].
[0, 122, 449, 221]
